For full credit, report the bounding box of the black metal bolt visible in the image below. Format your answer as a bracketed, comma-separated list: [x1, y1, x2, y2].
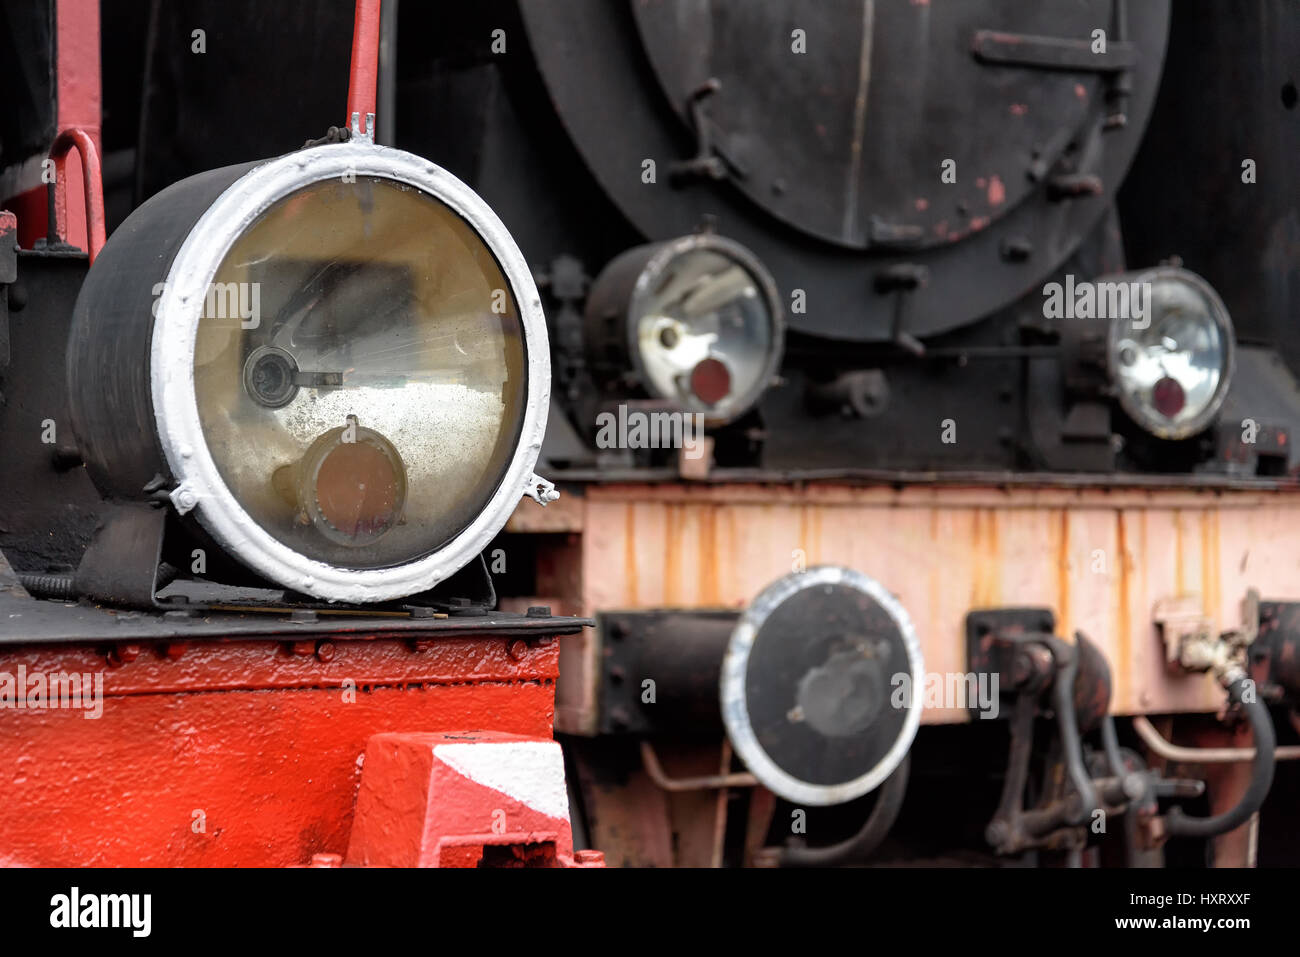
[1000, 236, 1033, 262]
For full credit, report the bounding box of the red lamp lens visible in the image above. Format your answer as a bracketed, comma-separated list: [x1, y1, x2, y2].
[1152, 376, 1186, 419]
[690, 357, 732, 406]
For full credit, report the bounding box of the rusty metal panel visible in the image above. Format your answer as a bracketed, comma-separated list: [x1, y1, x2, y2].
[555, 484, 1300, 731]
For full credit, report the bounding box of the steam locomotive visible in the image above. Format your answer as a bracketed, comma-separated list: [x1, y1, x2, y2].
[1, 0, 1298, 867]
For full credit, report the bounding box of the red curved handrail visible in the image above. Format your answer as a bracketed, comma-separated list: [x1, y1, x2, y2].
[49, 128, 106, 265]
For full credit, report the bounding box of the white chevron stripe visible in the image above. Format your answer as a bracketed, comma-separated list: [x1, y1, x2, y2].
[433, 740, 571, 821]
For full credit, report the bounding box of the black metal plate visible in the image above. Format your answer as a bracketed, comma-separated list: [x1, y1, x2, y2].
[519, 0, 1170, 342]
[0, 589, 590, 645]
[744, 580, 910, 787]
[633, 0, 1114, 250]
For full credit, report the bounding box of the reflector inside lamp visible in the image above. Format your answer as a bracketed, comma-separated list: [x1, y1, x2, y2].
[630, 240, 781, 424]
[1108, 268, 1233, 440]
[193, 177, 526, 568]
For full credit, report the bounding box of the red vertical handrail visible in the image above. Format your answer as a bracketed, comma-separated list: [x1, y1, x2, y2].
[49, 128, 106, 265]
[347, 0, 382, 133]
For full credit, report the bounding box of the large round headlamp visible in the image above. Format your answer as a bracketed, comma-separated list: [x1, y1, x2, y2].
[1107, 266, 1234, 440]
[585, 234, 784, 426]
[67, 140, 551, 603]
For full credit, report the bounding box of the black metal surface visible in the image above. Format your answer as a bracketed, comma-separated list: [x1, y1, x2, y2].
[66, 160, 260, 502]
[0, 0, 56, 170]
[971, 30, 1137, 72]
[635, 1, 1134, 251]
[597, 609, 736, 735]
[130, 0, 355, 205]
[1118, 0, 1300, 376]
[0, 214, 15, 368]
[549, 465, 1300, 492]
[966, 607, 1058, 705]
[519, 0, 1169, 342]
[0, 251, 106, 571]
[1253, 601, 1300, 703]
[72, 503, 168, 608]
[548, 212, 1142, 476]
[0, 586, 591, 646]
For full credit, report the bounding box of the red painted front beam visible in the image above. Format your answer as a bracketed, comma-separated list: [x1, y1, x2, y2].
[0, 635, 563, 867]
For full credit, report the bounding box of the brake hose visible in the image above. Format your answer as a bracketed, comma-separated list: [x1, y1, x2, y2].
[780, 754, 910, 867]
[1163, 675, 1276, 838]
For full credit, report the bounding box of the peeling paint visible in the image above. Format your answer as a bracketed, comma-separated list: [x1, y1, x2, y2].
[987, 174, 1006, 206]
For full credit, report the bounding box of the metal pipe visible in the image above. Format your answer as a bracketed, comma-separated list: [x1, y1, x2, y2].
[1101, 714, 1127, 776]
[346, 0, 382, 128]
[17, 573, 75, 601]
[1047, 637, 1100, 820]
[1164, 677, 1277, 839]
[48, 128, 106, 264]
[779, 754, 910, 867]
[639, 740, 757, 791]
[1132, 715, 1300, 763]
[376, 0, 399, 146]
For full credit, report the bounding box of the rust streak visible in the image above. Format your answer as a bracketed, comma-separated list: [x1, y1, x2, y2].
[1115, 510, 1131, 708]
[799, 504, 810, 566]
[1174, 509, 1185, 594]
[972, 508, 1000, 605]
[810, 506, 824, 564]
[700, 505, 719, 605]
[928, 507, 941, 628]
[624, 505, 638, 605]
[663, 505, 679, 606]
[1202, 508, 1220, 622]
[988, 509, 1000, 603]
[1057, 510, 1070, 636]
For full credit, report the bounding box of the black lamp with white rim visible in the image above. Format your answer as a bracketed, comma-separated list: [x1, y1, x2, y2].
[720, 566, 924, 807]
[584, 233, 785, 428]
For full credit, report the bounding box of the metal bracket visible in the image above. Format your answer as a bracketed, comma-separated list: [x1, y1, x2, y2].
[874, 264, 928, 357]
[524, 472, 560, 506]
[972, 30, 1138, 72]
[1155, 590, 1258, 685]
[0, 210, 16, 370]
[668, 79, 734, 185]
[349, 111, 376, 145]
[967, 609, 1121, 853]
[72, 503, 169, 609]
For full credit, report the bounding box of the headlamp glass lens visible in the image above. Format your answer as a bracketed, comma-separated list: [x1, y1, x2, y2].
[633, 247, 776, 420]
[1111, 273, 1229, 438]
[192, 177, 527, 569]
